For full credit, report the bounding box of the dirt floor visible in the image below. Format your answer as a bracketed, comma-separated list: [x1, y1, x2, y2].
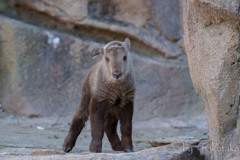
[0, 108, 208, 159]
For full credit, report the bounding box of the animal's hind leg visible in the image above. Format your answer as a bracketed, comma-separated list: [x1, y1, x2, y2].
[104, 114, 122, 151]
[62, 93, 90, 153]
[62, 115, 86, 152]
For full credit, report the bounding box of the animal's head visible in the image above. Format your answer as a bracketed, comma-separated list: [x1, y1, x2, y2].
[91, 38, 131, 81]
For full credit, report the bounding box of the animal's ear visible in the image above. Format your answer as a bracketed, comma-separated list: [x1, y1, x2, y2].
[124, 38, 131, 51]
[91, 47, 103, 57]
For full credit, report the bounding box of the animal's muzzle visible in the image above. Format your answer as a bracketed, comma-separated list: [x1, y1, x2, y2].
[112, 72, 122, 79]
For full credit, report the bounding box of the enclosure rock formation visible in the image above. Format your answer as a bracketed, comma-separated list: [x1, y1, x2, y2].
[182, 0, 240, 159]
[0, 0, 202, 121]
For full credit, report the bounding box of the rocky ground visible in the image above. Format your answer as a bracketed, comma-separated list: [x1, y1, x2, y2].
[0, 108, 208, 160]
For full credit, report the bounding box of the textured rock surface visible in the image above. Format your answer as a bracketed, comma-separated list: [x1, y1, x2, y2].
[201, 0, 239, 14]
[14, 0, 89, 22]
[0, 15, 98, 117]
[182, 0, 240, 159]
[149, 136, 200, 147]
[0, 15, 201, 120]
[5, 0, 184, 59]
[150, 0, 182, 41]
[12, 0, 183, 42]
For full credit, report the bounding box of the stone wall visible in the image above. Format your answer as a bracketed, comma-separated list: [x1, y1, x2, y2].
[0, 0, 202, 122]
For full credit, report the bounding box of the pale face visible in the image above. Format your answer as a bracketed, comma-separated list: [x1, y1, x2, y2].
[104, 45, 128, 81]
[90, 38, 131, 81]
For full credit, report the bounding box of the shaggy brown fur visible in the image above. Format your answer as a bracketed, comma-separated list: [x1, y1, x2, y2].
[62, 38, 135, 153]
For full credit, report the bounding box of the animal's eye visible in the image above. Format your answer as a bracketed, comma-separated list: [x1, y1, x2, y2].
[105, 56, 109, 62]
[123, 55, 127, 61]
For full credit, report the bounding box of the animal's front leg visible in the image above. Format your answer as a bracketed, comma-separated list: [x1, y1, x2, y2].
[89, 98, 106, 153]
[120, 101, 134, 152]
[104, 114, 122, 151]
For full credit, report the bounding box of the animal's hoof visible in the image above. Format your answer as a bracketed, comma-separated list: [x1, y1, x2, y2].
[62, 141, 74, 153]
[63, 147, 71, 153]
[62, 134, 76, 153]
[124, 149, 135, 152]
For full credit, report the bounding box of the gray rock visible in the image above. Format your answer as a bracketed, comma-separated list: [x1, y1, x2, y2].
[0, 15, 201, 121]
[9, 0, 184, 59]
[200, 0, 239, 14]
[172, 147, 204, 160]
[149, 136, 200, 147]
[150, 0, 182, 42]
[0, 15, 97, 117]
[133, 54, 202, 120]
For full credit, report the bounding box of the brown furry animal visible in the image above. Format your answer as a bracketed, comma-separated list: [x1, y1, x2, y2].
[62, 38, 135, 153]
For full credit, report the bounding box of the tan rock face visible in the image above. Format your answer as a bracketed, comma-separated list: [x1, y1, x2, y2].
[182, 0, 240, 159]
[14, 0, 151, 26]
[114, 0, 151, 27]
[87, 0, 151, 27]
[15, 0, 88, 22]
[13, 0, 183, 43]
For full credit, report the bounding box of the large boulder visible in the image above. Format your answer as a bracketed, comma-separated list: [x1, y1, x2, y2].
[0, 15, 201, 121]
[4, 0, 184, 59]
[0, 15, 97, 117]
[12, 0, 182, 42]
[182, 0, 240, 159]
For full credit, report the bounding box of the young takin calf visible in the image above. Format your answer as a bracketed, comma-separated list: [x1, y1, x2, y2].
[62, 38, 135, 153]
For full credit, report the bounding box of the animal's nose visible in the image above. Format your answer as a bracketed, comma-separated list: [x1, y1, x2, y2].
[112, 72, 122, 79]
